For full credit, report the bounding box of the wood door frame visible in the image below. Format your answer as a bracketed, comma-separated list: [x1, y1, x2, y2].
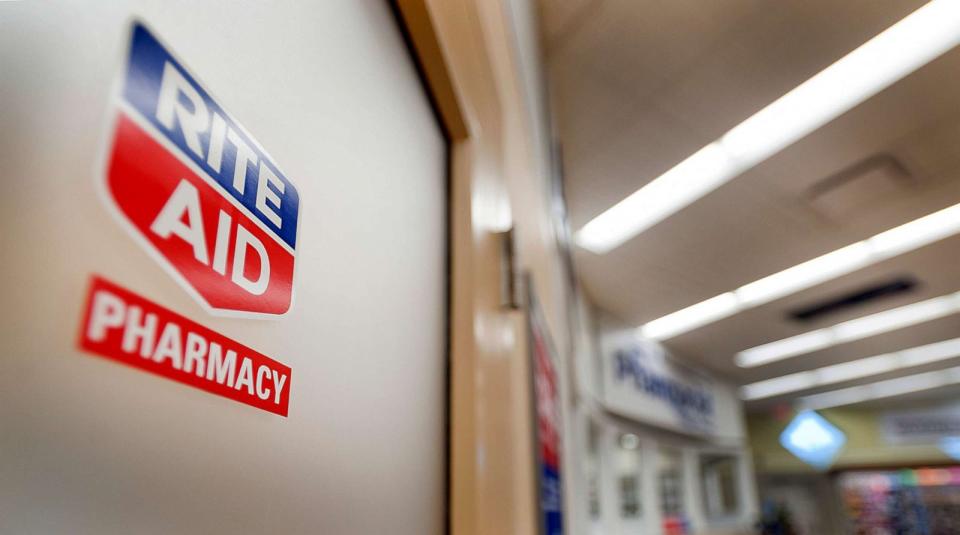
[393, 2, 541, 534]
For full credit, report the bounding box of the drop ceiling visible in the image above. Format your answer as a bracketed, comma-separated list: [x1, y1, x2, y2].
[540, 0, 960, 409]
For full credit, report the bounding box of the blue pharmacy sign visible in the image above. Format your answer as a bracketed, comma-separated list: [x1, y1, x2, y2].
[614, 346, 714, 432]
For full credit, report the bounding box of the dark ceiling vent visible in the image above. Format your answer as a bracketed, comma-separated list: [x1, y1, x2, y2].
[787, 276, 919, 322]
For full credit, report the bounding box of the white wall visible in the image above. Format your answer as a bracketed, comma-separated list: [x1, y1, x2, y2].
[588, 418, 759, 535]
[0, 2, 447, 533]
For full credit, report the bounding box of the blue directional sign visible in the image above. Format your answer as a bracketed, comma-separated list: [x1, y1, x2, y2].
[940, 436, 960, 461]
[780, 411, 846, 470]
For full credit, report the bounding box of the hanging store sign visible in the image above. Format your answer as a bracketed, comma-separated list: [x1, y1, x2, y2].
[613, 343, 714, 430]
[78, 276, 292, 416]
[99, 22, 300, 317]
[881, 403, 960, 445]
[599, 327, 745, 440]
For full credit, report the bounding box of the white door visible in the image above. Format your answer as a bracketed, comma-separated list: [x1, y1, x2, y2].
[0, 2, 447, 533]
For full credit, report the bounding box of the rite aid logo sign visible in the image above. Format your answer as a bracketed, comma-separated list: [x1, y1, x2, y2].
[100, 23, 300, 317]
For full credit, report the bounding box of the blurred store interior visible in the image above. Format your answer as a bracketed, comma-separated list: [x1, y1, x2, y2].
[4, 1, 960, 534]
[542, 0, 960, 533]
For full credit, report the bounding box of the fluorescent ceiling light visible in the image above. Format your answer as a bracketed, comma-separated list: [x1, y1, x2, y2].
[901, 338, 960, 367]
[640, 292, 738, 340]
[879, 371, 952, 397]
[575, 144, 734, 254]
[741, 372, 816, 401]
[817, 354, 899, 384]
[721, 0, 960, 167]
[734, 243, 873, 307]
[741, 336, 960, 401]
[831, 295, 959, 342]
[870, 203, 960, 257]
[576, 0, 960, 255]
[736, 292, 960, 368]
[736, 330, 835, 367]
[639, 202, 960, 342]
[798, 385, 872, 411]
[799, 367, 960, 410]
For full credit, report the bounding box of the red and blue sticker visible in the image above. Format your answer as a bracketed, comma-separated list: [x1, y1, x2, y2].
[531, 300, 563, 535]
[100, 22, 300, 318]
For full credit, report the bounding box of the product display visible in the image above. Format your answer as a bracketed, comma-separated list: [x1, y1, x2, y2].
[839, 468, 960, 534]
